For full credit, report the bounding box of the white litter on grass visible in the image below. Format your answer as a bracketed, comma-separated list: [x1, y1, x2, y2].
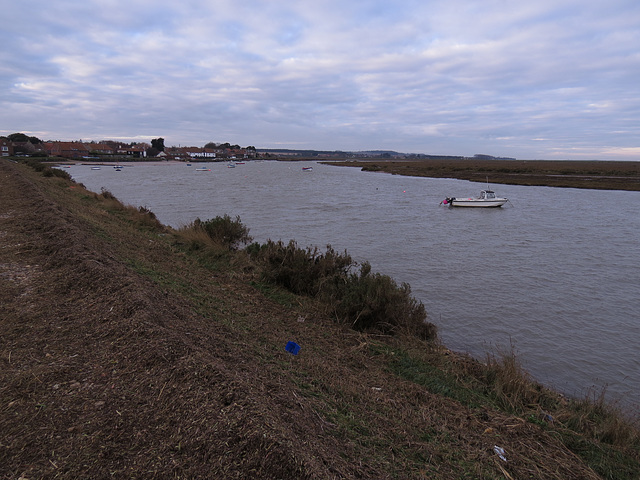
[494, 445, 507, 462]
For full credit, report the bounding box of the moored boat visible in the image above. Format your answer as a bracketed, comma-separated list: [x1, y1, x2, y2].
[441, 190, 508, 208]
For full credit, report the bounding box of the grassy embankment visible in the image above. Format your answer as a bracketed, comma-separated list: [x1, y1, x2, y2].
[325, 158, 640, 191]
[1, 158, 639, 479]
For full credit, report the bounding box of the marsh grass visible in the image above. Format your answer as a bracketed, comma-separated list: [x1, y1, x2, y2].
[329, 158, 640, 191]
[483, 345, 557, 413]
[481, 345, 639, 451]
[559, 388, 640, 446]
[383, 337, 639, 463]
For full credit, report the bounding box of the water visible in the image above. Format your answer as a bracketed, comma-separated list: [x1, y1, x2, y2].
[68, 161, 640, 410]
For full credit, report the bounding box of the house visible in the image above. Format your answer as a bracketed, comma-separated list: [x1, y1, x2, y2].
[1, 138, 13, 157]
[185, 147, 217, 159]
[228, 147, 248, 159]
[87, 143, 117, 155]
[43, 142, 91, 159]
[126, 145, 147, 158]
[114, 144, 148, 158]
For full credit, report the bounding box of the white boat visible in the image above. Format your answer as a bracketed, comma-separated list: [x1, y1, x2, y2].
[195, 167, 211, 171]
[441, 189, 508, 208]
[302, 166, 313, 171]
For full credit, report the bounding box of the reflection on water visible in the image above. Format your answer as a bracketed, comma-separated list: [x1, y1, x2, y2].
[69, 161, 640, 410]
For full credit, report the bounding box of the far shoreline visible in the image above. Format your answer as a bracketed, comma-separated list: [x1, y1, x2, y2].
[320, 158, 640, 191]
[48, 156, 640, 191]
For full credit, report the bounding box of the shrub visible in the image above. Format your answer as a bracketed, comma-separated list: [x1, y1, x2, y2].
[43, 166, 72, 180]
[20, 158, 46, 172]
[252, 240, 436, 340]
[19, 157, 74, 180]
[129, 205, 163, 231]
[100, 187, 117, 200]
[189, 215, 252, 250]
[175, 224, 219, 252]
[253, 240, 353, 296]
[330, 262, 435, 339]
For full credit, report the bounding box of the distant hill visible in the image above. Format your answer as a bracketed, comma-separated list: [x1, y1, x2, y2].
[256, 148, 466, 159]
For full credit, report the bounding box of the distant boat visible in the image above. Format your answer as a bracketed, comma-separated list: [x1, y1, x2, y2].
[195, 167, 211, 171]
[227, 163, 236, 168]
[186, 163, 192, 166]
[91, 166, 101, 170]
[441, 189, 508, 208]
[302, 166, 313, 171]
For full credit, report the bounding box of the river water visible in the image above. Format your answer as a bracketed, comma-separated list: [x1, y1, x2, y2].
[67, 161, 640, 410]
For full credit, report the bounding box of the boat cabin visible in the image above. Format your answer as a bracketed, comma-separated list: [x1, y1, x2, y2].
[480, 190, 496, 199]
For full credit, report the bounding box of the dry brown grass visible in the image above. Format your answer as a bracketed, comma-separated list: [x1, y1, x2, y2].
[483, 345, 554, 412]
[558, 388, 640, 446]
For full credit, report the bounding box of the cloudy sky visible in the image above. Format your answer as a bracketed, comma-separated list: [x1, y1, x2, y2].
[2, 0, 639, 159]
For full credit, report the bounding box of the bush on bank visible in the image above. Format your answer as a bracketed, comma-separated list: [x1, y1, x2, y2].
[247, 240, 353, 296]
[19, 157, 72, 180]
[331, 261, 436, 340]
[249, 239, 437, 340]
[177, 223, 436, 340]
[192, 215, 253, 250]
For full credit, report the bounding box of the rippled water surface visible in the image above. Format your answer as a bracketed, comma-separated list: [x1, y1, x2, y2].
[68, 161, 640, 409]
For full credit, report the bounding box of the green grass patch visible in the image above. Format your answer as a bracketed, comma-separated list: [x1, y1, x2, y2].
[370, 343, 491, 408]
[249, 280, 298, 308]
[126, 258, 224, 318]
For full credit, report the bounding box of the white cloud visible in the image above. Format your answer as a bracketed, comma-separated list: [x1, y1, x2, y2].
[0, 0, 639, 158]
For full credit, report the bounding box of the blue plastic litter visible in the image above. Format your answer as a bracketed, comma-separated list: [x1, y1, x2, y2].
[285, 341, 301, 355]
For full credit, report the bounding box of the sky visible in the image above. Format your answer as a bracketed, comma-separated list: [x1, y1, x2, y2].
[1, 0, 639, 160]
